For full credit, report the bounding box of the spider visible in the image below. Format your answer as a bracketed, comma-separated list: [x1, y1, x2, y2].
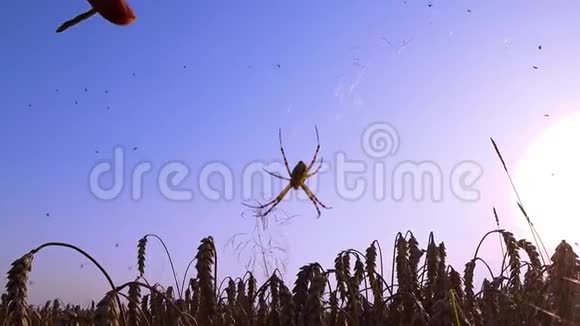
[243, 126, 331, 218]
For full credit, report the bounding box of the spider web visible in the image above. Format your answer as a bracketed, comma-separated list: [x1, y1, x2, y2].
[225, 201, 296, 280]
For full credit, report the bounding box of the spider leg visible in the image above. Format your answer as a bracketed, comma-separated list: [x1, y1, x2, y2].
[299, 184, 322, 218]
[56, 9, 98, 33]
[279, 128, 292, 176]
[243, 184, 292, 217]
[263, 168, 290, 180]
[259, 185, 292, 217]
[242, 199, 267, 209]
[301, 184, 332, 209]
[242, 197, 278, 209]
[307, 125, 321, 171]
[306, 157, 324, 178]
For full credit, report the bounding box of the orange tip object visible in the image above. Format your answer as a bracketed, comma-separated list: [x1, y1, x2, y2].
[87, 0, 136, 26]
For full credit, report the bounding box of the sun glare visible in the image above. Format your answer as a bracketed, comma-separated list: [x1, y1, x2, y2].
[514, 112, 580, 250]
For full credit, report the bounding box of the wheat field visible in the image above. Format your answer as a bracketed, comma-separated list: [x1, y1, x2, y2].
[1, 227, 579, 326]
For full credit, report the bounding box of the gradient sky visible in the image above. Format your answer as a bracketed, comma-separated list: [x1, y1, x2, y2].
[2, 0, 580, 305]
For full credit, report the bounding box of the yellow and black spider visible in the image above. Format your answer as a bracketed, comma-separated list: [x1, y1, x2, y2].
[243, 126, 331, 218]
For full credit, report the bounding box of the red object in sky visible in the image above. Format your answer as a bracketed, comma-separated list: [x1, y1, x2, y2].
[56, 0, 136, 33]
[88, 0, 136, 25]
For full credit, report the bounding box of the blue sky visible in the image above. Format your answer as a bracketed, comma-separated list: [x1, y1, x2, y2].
[2, 0, 580, 304]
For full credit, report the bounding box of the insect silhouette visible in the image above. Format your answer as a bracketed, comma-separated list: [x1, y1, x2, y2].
[56, 0, 136, 33]
[243, 126, 331, 218]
